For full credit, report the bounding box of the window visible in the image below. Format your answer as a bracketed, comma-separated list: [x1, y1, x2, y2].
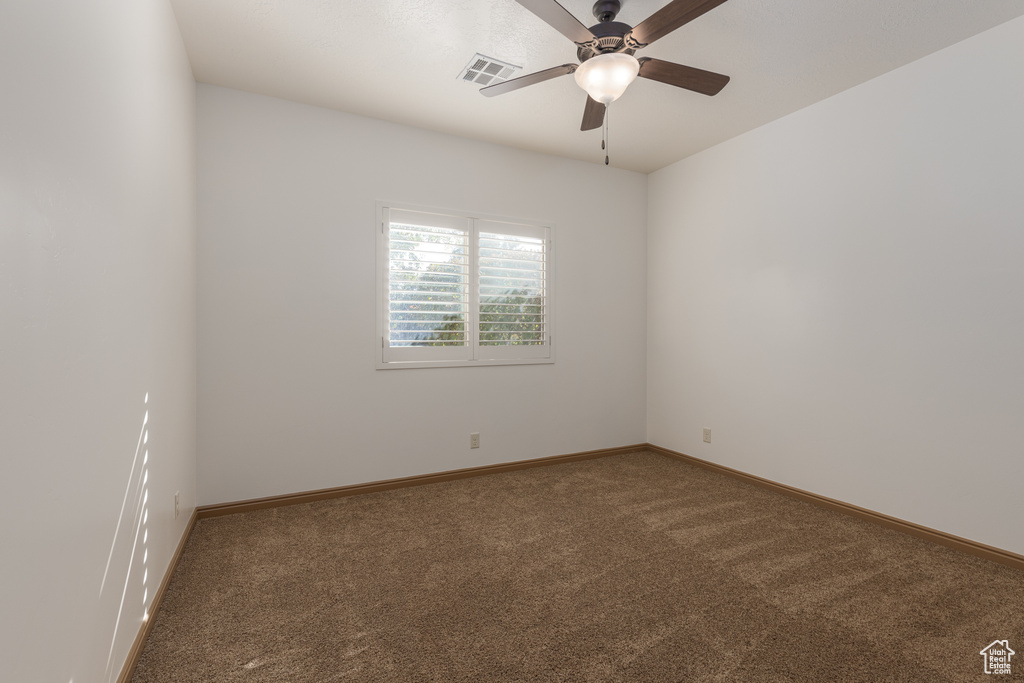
[377, 204, 553, 368]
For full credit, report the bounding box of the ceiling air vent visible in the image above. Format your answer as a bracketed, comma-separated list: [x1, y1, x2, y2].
[458, 54, 521, 86]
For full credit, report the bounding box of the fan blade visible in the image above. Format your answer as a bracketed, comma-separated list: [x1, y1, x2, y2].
[480, 64, 577, 97]
[581, 96, 605, 131]
[516, 0, 596, 45]
[638, 57, 730, 96]
[627, 0, 730, 47]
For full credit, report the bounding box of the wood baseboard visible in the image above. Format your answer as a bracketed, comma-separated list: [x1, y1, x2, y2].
[196, 444, 649, 519]
[647, 443, 1024, 572]
[116, 509, 198, 683]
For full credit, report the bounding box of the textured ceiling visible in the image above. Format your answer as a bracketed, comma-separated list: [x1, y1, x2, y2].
[170, 0, 1024, 173]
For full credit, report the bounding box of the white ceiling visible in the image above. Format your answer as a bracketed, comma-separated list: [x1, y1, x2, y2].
[170, 0, 1024, 173]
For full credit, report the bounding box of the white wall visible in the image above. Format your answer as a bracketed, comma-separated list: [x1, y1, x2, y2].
[0, 1, 197, 681]
[196, 85, 647, 506]
[648, 16, 1024, 555]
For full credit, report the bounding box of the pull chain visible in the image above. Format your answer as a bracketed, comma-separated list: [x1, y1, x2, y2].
[603, 105, 610, 166]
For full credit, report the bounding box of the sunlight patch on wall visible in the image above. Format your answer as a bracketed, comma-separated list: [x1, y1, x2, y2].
[99, 392, 153, 682]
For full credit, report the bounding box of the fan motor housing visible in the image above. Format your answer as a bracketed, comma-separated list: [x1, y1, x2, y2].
[577, 21, 635, 62]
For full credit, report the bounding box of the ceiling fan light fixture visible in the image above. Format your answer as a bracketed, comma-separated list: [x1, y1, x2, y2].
[573, 52, 640, 105]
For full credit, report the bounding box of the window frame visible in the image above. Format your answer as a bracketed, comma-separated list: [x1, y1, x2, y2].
[376, 202, 555, 370]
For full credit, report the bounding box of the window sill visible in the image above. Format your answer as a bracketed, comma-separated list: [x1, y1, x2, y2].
[376, 357, 554, 370]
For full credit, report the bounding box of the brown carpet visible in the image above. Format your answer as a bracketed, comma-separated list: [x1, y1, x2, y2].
[132, 452, 1024, 682]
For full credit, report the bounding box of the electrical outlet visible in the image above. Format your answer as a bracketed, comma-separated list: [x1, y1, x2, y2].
[469, 432, 480, 449]
[174, 491, 180, 518]
[703, 428, 711, 444]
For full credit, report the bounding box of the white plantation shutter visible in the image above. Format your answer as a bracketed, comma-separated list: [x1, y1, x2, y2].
[476, 221, 549, 360]
[378, 206, 553, 368]
[383, 209, 472, 363]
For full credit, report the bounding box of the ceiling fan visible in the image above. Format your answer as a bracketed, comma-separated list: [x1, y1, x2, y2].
[481, 0, 731, 134]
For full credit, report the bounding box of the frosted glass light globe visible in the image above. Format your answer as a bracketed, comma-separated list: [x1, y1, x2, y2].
[574, 53, 640, 105]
